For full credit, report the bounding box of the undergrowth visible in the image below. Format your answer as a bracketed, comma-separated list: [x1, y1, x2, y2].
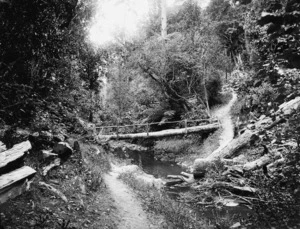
[154, 138, 193, 154]
[0, 141, 116, 229]
[118, 171, 211, 229]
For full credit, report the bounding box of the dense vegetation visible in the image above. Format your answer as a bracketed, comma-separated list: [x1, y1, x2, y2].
[1, 0, 300, 228]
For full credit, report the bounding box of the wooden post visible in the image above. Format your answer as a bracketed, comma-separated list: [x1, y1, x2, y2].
[117, 123, 119, 140]
[185, 119, 188, 134]
[146, 123, 149, 137]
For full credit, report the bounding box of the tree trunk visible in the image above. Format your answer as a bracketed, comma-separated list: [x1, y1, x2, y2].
[161, 0, 167, 38]
[194, 97, 300, 172]
[243, 153, 281, 171]
[98, 123, 219, 141]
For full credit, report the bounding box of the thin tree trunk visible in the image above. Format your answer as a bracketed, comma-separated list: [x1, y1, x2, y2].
[98, 123, 219, 141]
[161, 0, 167, 38]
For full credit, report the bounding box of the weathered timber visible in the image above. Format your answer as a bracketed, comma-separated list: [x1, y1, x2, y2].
[194, 96, 300, 172]
[243, 153, 282, 171]
[39, 181, 67, 202]
[267, 157, 285, 169]
[212, 182, 257, 196]
[0, 166, 36, 204]
[209, 130, 256, 160]
[276, 96, 300, 115]
[0, 141, 32, 175]
[166, 172, 202, 186]
[98, 123, 219, 140]
[42, 158, 61, 176]
[165, 178, 184, 186]
[193, 130, 257, 172]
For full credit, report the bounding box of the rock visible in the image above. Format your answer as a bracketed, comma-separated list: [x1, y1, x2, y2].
[53, 142, 73, 160]
[193, 158, 214, 173]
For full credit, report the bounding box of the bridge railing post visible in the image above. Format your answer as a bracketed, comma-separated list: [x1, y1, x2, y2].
[146, 123, 149, 137]
[117, 124, 119, 140]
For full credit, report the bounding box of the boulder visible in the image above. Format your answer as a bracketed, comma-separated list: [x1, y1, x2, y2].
[193, 158, 215, 173]
[53, 142, 73, 160]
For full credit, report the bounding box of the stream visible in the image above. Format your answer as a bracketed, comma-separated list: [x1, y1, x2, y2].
[128, 90, 252, 220]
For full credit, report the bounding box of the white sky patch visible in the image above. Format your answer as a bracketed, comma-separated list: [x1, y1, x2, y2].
[89, 0, 149, 46]
[88, 0, 211, 47]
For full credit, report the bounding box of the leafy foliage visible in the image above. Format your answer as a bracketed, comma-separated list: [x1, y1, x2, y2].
[0, 0, 98, 129]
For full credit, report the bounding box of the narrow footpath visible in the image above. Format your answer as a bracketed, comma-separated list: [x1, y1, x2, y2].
[212, 90, 237, 149]
[103, 171, 152, 229]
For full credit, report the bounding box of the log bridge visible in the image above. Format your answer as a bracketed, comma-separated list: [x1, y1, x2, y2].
[0, 141, 36, 204]
[96, 118, 220, 140]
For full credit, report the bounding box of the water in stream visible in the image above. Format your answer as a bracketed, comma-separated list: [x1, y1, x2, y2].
[123, 91, 253, 222]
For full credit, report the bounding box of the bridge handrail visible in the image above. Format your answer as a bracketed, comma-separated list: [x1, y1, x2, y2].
[96, 118, 218, 130]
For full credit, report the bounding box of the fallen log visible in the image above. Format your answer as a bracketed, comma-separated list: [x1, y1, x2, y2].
[180, 172, 196, 183]
[42, 158, 61, 176]
[165, 178, 184, 186]
[166, 171, 204, 186]
[243, 153, 281, 171]
[209, 130, 256, 160]
[98, 123, 220, 140]
[0, 141, 32, 175]
[0, 166, 36, 204]
[193, 130, 257, 172]
[212, 182, 257, 196]
[267, 157, 285, 169]
[276, 96, 300, 115]
[194, 97, 300, 172]
[39, 181, 67, 202]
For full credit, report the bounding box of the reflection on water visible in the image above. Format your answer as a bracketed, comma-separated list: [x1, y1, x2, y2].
[142, 160, 184, 178]
[129, 150, 252, 219]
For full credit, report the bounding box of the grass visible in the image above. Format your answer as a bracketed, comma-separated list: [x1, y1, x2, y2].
[118, 170, 212, 229]
[0, 141, 116, 229]
[154, 138, 193, 154]
[177, 129, 222, 167]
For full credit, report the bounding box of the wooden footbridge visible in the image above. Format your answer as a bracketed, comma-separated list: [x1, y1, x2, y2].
[96, 118, 220, 140]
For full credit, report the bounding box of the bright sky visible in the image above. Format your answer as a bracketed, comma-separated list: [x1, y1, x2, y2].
[88, 0, 211, 47]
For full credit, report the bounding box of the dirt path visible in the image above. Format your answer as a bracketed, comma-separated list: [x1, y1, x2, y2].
[103, 171, 152, 229]
[211, 90, 237, 150]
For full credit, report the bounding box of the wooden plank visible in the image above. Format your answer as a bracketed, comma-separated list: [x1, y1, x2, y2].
[0, 166, 36, 190]
[0, 166, 36, 204]
[0, 141, 32, 174]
